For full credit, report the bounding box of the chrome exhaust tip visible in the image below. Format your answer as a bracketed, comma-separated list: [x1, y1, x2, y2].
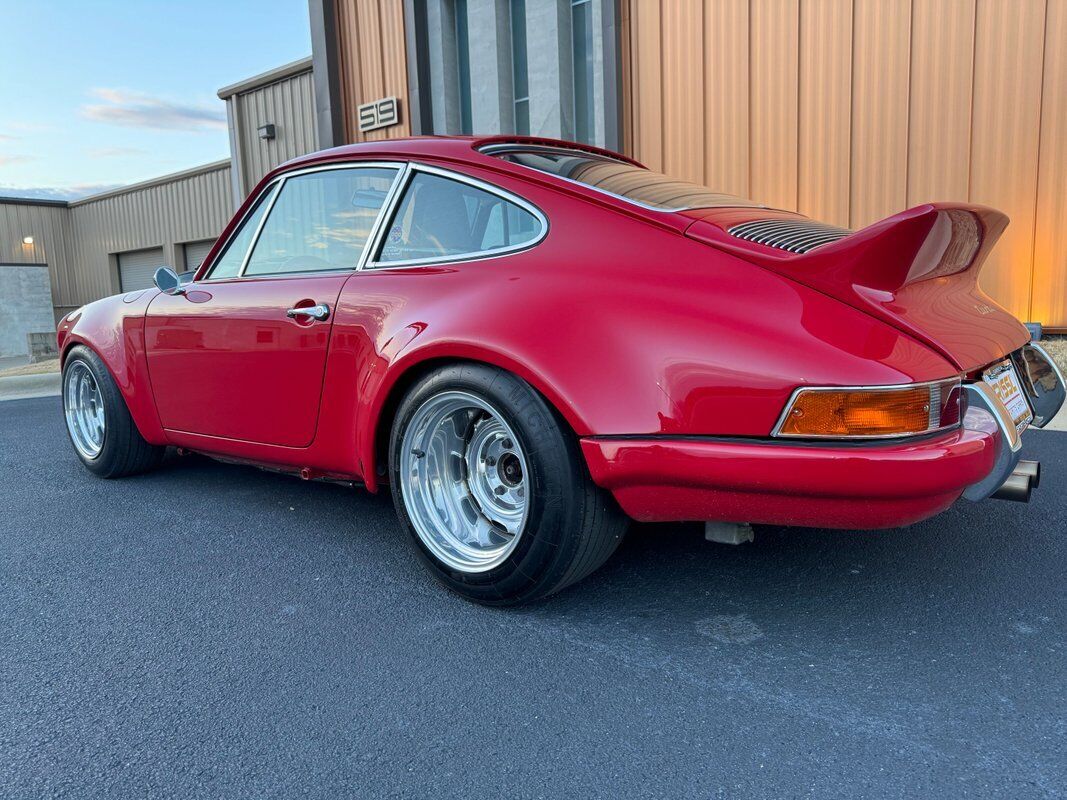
[990, 461, 1040, 503]
[1015, 459, 1040, 489]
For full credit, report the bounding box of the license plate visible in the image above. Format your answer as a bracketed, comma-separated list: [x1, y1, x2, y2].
[983, 360, 1033, 434]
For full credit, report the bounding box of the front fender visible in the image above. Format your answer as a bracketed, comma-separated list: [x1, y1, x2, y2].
[56, 291, 167, 446]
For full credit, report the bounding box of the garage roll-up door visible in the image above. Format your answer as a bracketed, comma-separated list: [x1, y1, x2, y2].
[183, 239, 216, 273]
[117, 247, 165, 292]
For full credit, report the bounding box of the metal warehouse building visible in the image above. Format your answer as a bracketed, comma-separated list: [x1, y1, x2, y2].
[308, 0, 1067, 331]
[3, 0, 1066, 358]
[0, 58, 316, 358]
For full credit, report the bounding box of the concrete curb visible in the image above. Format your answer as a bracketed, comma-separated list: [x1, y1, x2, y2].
[1043, 410, 1067, 432]
[0, 373, 61, 402]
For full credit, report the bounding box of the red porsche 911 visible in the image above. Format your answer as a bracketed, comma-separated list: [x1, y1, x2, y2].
[57, 136, 1064, 604]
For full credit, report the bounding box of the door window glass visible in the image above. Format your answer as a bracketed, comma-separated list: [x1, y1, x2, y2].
[243, 167, 398, 276]
[206, 184, 277, 279]
[377, 172, 542, 264]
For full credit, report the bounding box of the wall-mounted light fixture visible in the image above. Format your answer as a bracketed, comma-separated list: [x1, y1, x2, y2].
[22, 235, 34, 245]
[257, 123, 276, 140]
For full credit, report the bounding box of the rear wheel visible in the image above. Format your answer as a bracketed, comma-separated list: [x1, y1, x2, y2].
[62, 345, 165, 478]
[389, 364, 627, 605]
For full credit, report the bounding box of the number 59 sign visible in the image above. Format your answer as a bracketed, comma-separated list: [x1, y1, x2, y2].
[358, 97, 400, 133]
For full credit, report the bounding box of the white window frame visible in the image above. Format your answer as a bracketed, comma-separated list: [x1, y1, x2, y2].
[361, 162, 549, 270]
[201, 162, 407, 281]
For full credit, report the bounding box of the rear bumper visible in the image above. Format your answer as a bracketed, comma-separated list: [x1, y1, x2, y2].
[582, 343, 1062, 530]
[580, 426, 998, 530]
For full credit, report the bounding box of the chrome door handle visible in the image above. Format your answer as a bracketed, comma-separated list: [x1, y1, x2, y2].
[286, 303, 330, 321]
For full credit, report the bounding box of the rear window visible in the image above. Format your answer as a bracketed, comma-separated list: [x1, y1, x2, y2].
[485, 146, 762, 211]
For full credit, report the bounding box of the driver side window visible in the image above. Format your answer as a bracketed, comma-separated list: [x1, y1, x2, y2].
[206, 184, 277, 279]
[242, 166, 398, 276]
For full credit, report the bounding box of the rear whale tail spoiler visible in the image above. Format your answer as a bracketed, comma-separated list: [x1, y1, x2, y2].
[686, 203, 1028, 371]
[785, 203, 1009, 294]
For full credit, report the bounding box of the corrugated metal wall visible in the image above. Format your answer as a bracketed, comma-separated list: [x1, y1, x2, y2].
[336, 0, 411, 142]
[0, 201, 77, 312]
[230, 67, 318, 196]
[67, 162, 233, 310]
[624, 0, 1067, 328]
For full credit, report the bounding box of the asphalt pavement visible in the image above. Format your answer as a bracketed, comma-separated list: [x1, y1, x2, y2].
[1, 396, 1064, 799]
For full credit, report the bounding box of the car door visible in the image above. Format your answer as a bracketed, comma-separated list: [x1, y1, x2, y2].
[144, 163, 401, 447]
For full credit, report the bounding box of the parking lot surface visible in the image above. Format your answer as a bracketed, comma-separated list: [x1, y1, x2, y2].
[1, 396, 1064, 798]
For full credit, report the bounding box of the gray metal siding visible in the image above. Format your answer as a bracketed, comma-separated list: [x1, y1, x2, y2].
[233, 68, 318, 198]
[1, 163, 233, 316]
[183, 239, 216, 272]
[117, 247, 166, 292]
[69, 163, 234, 304]
[0, 201, 77, 311]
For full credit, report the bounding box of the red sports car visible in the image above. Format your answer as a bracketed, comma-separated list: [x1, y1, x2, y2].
[57, 136, 1064, 604]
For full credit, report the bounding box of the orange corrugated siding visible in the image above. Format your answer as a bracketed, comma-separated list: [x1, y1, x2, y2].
[335, 0, 411, 143]
[1032, 0, 1067, 328]
[625, 0, 1067, 328]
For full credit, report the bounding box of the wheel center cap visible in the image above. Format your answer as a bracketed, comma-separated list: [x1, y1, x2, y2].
[497, 452, 522, 487]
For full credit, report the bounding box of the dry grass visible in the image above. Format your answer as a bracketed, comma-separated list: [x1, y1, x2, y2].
[0, 358, 60, 378]
[1040, 337, 1067, 375]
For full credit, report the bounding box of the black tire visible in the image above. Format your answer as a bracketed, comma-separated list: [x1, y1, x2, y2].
[389, 363, 627, 605]
[62, 345, 165, 478]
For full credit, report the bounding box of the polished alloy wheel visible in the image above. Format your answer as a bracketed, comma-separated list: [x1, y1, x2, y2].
[64, 360, 106, 459]
[400, 390, 529, 573]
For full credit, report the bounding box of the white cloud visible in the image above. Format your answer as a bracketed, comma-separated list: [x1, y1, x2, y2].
[0, 154, 34, 166]
[81, 88, 226, 132]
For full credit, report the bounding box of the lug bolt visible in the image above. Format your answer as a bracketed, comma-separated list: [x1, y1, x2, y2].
[485, 456, 496, 466]
[502, 438, 513, 450]
[494, 485, 506, 495]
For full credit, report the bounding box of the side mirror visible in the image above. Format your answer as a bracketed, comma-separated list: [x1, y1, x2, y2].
[153, 266, 185, 296]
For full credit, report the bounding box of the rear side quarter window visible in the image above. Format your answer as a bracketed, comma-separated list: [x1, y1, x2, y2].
[373, 169, 545, 266]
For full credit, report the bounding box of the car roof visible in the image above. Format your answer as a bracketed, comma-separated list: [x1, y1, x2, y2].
[271, 136, 765, 227]
[277, 135, 644, 172]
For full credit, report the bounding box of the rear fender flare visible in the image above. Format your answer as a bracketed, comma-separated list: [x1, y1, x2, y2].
[358, 341, 591, 493]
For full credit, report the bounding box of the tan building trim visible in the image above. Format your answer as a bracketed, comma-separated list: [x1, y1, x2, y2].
[217, 56, 315, 99]
[69, 160, 231, 207]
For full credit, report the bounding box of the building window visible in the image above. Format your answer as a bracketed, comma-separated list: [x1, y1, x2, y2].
[510, 0, 529, 135]
[571, 0, 594, 143]
[455, 0, 473, 134]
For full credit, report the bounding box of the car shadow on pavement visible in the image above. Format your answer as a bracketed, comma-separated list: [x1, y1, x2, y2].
[150, 431, 1063, 659]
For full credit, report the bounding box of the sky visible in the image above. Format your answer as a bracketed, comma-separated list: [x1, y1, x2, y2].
[0, 0, 311, 200]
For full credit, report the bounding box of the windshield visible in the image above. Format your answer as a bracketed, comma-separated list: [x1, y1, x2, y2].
[486, 146, 763, 211]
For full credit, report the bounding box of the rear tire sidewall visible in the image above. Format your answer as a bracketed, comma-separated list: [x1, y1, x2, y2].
[389, 365, 582, 605]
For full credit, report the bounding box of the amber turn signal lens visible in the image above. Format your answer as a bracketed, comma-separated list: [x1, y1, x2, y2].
[776, 379, 961, 438]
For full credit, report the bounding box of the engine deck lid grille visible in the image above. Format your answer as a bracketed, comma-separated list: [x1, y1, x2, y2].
[727, 218, 852, 254]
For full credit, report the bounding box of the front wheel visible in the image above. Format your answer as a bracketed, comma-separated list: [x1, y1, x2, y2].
[389, 364, 627, 605]
[62, 345, 165, 478]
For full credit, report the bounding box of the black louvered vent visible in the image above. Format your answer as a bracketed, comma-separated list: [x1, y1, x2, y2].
[728, 219, 852, 254]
